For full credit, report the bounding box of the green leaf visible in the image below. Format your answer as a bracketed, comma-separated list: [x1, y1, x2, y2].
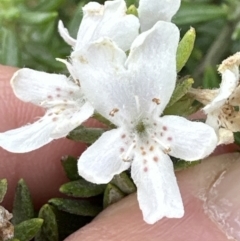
[54, 210, 92, 240]
[93, 113, 116, 128]
[103, 184, 125, 209]
[174, 159, 201, 171]
[68, 1, 85, 38]
[173, 3, 228, 25]
[14, 218, 43, 241]
[0, 179, 8, 203]
[1, 27, 20, 66]
[67, 126, 105, 144]
[167, 77, 194, 108]
[33, 0, 65, 11]
[60, 179, 106, 198]
[234, 132, 240, 145]
[12, 179, 34, 225]
[49, 198, 102, 217]
[126, 5, 138, 16]
[125, 0, 136, 7]
[35, 204, 58, 241]
[61, 156, 80, 181]
[20, 12, 58, 25]
[202, 66, 220, 88]
[164, 95, 201, 117]
[111, 172, 136, 194]
[177, 27, 196, 72]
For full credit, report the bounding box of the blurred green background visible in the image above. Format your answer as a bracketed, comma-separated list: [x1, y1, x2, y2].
[1, 0, 240, 87]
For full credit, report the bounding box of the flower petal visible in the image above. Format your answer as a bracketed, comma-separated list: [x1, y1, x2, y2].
[218, 128, 234, 145]
[0, 116, 56, 153]
[160, 116, 217, 160]
[204, 69, 239, 113]
[58, 20, 76, 47]
[138, 0, 181, 32]
[51, 102, 94, 138]
[11, 68, 81, 107]
[72, 22, 179, 125]
[205, 111, 220, 131]
[76, 0, 139, 51]
[131, 150, 184, 224]
[126, 21, 180, 115]
[221, 111, 240, 132]
[72, 38, 128, 126]
[78, 128, 131, 183]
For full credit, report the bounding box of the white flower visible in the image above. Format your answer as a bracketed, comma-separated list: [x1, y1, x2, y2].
[0, 69, 94, 153]
[191, 52, 240, 144]
[58, 0, 140, 52]
[71, 21, 218, 224]
[138, 0, 181, 32]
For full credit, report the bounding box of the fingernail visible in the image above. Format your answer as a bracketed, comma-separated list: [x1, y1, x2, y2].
[204, 154, 240, 240]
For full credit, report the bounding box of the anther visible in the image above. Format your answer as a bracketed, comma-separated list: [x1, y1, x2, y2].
[109, 108, 119, 117]
[152, 98, 161, 105]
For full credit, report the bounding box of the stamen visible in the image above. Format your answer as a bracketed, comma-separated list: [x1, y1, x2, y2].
[135, 95, 140, 113]
[152, 98, 161, 105]
[153, 137, 171, 154]
[122, 142, 135, 162]
[109, 108, 119, 117]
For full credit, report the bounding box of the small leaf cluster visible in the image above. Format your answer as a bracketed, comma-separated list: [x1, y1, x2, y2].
[0, 156, 137, 240]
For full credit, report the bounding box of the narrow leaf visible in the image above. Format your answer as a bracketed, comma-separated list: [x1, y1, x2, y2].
[164, 95, 201, 117]
[61, 156, 80, 181]
[35, 204, 58, 241]
[103, 184, 125, 209]
[60, 179, 106, 198]
[173, 3, 227, 25]
[126, 5, 138, 16]
[1, 27, 20, 66]
[174, 159, 201, 171]
[54, 210, 92, 240]
[49, 198, 102, 217]
[167, 77, 194, 108]
[177, 27, 196, 72]
[0, 179, 7, 203]
[12, 179, 34, 225]
[14, 218, 43, 241]
[33, 0, 65, 11]
[234, 132, 240, 145]
[111, 172, 136, 194]
[203, 66, 220, 88]
[68, 126, 105, 144]
[20, 12, 58, 25]
[68, 1, 85, 37]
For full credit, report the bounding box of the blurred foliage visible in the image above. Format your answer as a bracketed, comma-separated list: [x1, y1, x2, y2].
[1, 0, 240, 87]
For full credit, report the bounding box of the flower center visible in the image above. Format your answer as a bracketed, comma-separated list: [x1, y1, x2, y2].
[136, 121, 146, 134]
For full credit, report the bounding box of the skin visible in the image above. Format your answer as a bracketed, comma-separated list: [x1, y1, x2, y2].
[0, 65, 239, 240]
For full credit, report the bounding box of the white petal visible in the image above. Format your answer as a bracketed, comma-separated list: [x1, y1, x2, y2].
[76, 0, 139, 51]
[58, 20, 76, 47]
[160, 116, 217, 160]
[72, 38, 129, 126]
[204, 69, 239, 113]
[51, 101, 94, 138]
[75, 2, 103, 49]
[11, 68, 81, 107]
[126, 21, 180, 115]
[131, 150, 184, 224]
[138, 0, 181, 32]
[56, 58, 79, 84]
[78, 128, 131, 183]
[205, 111, 220, 131]
[0, 116, 56, 153]
[218, 128, 234, 145]
[72, 22, 179, 125]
